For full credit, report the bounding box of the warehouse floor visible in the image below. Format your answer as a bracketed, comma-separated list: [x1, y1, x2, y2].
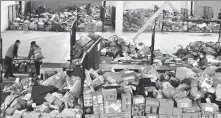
[1, 30, 220, 63]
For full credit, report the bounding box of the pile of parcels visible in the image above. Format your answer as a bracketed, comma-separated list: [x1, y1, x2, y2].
[83, 63, 221, 118]
[6, 60, 36, 73]
[188, 22, 220, 33]
[10, 10, 77, 32]
[1, 71, 83, 118]
[174, 41, 221, 62]
[77, 5, 103, 32]
[123, 8, 186, 32]
[72, 33, 152, 63]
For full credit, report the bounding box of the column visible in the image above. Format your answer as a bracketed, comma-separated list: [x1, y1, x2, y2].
[115, 1, 123, 35]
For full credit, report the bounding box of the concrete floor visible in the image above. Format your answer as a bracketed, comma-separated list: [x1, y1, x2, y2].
[1, 30, 220, 63]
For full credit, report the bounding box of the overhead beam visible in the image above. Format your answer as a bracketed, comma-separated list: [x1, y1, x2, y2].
[132, 1, 170, 41]
[168, 2, 179, 13]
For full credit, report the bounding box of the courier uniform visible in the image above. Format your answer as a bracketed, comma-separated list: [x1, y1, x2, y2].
[28, 45, 42, 75]
[4, 44, 19, 77]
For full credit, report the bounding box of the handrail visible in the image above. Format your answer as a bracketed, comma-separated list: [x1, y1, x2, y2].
[76, 37, 103, 67]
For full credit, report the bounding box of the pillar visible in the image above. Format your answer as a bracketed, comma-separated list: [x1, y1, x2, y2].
[115, 1, 123, 35]
[21, 1, 25, 16]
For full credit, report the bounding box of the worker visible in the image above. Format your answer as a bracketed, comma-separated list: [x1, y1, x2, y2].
[198, 51, 208, 70]
[86, 3, 92, 15]
[28, 41, 44, 76]
[218, 9, 221, 42]
[219, 9, 221, 20]
[4, 40, 21, 78]
[202, 11, 208, 19]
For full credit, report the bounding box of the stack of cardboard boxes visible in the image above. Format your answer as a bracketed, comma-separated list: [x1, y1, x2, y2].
[132, 95, 145, 117]
[158, 99, 174, 118]
[200, 103, 220, 118]
[83, 88, 221, 118]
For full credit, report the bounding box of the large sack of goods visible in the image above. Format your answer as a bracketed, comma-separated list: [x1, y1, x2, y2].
[29, 22, 38, 30]
[187, 41, 204, 53]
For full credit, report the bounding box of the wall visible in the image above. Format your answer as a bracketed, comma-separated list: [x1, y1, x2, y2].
[30, 1, 102, 10]
[194, 1, 221, 18]
[124, 1, 191, 13]
[1, 1, 16, 32]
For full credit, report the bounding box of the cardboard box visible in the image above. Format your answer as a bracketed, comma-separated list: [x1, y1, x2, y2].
[6, 107, 16, 115]
[91, 76, 104, 88]
[84, 94, 93, 107]
[145, 106, 151, 114]
[22, 112, 41, 118]
[122, 93, 132, 112]
[159, 106, 173, 115]
[200, 103, 219, 112]
[159, 99, 174, 108]
[214, 112, 221, 118]
[85, 114, 100, 118]
[133, 116, 146, 118]
[40, 113, 51, 118]
[201, 111, 218, 118]
[104, 100, 122, 113]
[146, 98, 160, 107]
[159, 115, 173, 118]
[173, 108, 182, 116]
[151, 107, 159, 114]
[93, 104, 104, 114]
[176, 98, 192, 108]
[117, 111, 132, 118]
[100, 111, 131, 118]
[183, 104, 201, 113]
[182, 112, 201, 118]
[54, 99, 63, 106]
[103, 72, 123, 84]
[146, 114, 159, 118]
[132, 104, 145, 116]
[44, 93, 56, 104]
[173, 116, 182, 118]
[92, 91, 103, 105]
[133, 95, 145, 104]
[102, 89, 117, 101]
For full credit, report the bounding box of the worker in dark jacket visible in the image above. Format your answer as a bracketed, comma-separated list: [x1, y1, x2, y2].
[86, 3, 92, 15]
[28, 41, 43, 76]
[218, 10, 221, 42]
[198, 51, 208, 70]
[202, 11, 208, 19]
[4, 40, 21, 78]
[218, 9, 221, 20]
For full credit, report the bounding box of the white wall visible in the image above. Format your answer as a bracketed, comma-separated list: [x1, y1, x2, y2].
[1, 1, 16, 32]
[107, 1, 192, 14]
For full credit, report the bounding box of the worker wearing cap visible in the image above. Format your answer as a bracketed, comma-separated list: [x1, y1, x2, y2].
[4, 40, 21, 78]
[28, 41, 43, 76]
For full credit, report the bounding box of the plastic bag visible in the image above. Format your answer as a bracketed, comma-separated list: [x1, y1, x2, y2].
[202, 47, 216, 55]
[153, 89, 163, 99]
[216, 84, 221, 101]
[42, 72, 68, 89]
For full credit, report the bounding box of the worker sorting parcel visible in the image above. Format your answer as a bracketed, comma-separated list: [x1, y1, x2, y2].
[4, 40, 44, 79]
